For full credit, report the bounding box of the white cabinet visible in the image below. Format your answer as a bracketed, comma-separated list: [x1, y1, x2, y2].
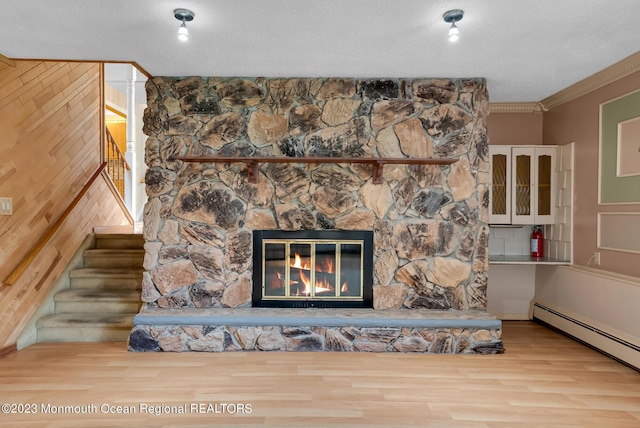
[489, 145, 556, 225]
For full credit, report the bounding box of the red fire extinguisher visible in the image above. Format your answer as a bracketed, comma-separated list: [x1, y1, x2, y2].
[531, 226, 544, 258]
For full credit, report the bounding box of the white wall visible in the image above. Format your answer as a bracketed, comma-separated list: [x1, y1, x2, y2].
[487, 264, 536, 320]
[535, 265, 640, 344]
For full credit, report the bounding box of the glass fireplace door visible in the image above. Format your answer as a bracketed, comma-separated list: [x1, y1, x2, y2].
[254, 230, 373, 308]
[263, 240, 363, 300]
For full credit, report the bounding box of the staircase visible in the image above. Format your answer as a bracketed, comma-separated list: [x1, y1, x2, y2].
[36, 234, 144, 342]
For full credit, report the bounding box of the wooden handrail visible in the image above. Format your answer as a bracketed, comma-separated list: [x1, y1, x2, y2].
[3, 163, 108, 287]
[175, 155, 458, 184]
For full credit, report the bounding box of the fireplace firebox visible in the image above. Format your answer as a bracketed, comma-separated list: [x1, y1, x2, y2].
[252, 230, 373, 308]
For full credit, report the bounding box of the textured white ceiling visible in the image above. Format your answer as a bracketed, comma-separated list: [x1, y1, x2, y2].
[2, 0, 640, 102]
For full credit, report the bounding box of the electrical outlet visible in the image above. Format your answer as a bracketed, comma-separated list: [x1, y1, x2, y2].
[594, 251, 601, 266]
[0, 197, 12, 215]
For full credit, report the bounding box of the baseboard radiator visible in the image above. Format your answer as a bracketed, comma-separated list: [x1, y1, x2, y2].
[532, 302, 640, 371]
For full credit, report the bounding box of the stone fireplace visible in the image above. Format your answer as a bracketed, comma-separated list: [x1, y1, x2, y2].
[129, 76, 502, 353]
[252, 230, 373, 308]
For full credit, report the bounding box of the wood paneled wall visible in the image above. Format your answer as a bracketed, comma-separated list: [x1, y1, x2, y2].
[0, 60, 130, 347]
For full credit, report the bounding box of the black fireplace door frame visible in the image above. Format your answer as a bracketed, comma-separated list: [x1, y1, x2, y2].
[252, 230, 373, 308]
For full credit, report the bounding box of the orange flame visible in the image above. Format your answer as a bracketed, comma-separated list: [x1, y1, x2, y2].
[299, 269, 311, 295]
[297, 265, 335, 295]
[289, 252, 341, 296]
[316, 258, 334, 274]
[291, 253, 310, 270]
[315, 276, 334, 294]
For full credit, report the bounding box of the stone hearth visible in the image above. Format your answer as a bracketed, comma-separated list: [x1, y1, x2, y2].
[130, 76, 501, 353]
[130, 308, 502, 353]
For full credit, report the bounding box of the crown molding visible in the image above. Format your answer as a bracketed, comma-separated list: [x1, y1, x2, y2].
[489, 102, 545, 114]
[540, 51, 640, 110]
[0, 53, 16, 67]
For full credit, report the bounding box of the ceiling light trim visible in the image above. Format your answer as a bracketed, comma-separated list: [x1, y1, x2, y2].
[174, 8, 195, 22]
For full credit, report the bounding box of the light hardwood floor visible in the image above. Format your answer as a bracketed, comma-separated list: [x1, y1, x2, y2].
[0, 321, 638, 427]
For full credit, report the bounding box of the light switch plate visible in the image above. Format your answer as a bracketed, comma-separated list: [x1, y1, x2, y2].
[0, 197, 13, 215]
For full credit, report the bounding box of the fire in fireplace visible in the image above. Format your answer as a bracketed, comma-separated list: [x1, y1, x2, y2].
[252, 230, 373, 308]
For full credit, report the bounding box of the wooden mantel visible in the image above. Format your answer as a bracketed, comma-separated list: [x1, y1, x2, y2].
[174, 156, 458, 184]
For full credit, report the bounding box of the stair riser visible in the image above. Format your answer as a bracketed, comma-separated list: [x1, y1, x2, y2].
[83, 256, 144, 269]
[55, 301, 141, 314]
[37, 328, 132, 342]
[70, 278, 142, 290]
[95, 238, 145, 250]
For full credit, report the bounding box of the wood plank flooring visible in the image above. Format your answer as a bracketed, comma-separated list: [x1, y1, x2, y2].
[0, 321, 638, 427]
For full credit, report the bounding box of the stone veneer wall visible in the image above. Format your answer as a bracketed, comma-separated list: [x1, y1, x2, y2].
[141, 77, 490, 311]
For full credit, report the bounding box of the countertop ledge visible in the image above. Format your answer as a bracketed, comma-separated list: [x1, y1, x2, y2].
[489, 255, 571, 265]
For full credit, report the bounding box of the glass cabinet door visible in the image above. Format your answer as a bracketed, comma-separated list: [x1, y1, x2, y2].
[511, 147, 535, 224]
[489, 146, 512, 224]
[534, 147, 555, 224]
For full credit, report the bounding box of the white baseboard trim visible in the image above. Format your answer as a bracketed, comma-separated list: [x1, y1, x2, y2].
[532, 302, 640, 370]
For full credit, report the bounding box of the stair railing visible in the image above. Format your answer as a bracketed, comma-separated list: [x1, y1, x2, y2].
[105, 127, 130, 200]
[3, 163, 107, 286]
